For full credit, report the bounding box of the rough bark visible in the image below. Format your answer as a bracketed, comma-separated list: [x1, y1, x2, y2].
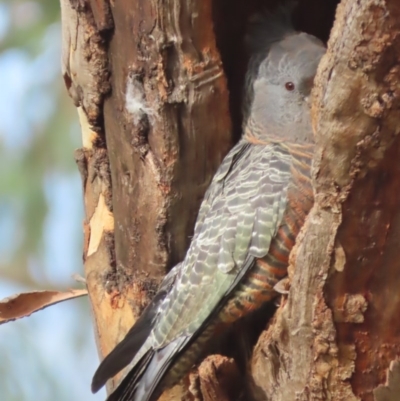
[60, 0, 232, 397]
[249, 1, 400, 401]
[60, 0, 400, 400]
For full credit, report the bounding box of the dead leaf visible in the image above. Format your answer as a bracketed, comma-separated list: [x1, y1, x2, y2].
[0, 288, 88, 325]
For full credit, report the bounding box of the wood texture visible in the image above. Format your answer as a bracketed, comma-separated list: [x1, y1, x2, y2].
[249, 1, 400, 400]
[198, 355, 243, 401]
[60, 0, 232, 396]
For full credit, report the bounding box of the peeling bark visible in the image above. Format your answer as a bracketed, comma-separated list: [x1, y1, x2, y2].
[374, 360, 400, 401]
[198, 355, 243, 401]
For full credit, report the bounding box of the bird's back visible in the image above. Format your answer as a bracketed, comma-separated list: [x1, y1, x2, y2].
[104, 139, 315, 401]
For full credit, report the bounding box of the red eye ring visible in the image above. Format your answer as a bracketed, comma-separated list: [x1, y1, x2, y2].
[285, 82, 295, 91]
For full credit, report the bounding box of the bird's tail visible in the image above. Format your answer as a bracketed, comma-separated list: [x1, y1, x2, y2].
[91, 263, 182, 394]
[105, 339, 188, 401]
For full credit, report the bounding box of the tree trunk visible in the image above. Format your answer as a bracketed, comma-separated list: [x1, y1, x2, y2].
[250, 1, 400, 400]
[60, 0, 400, 400]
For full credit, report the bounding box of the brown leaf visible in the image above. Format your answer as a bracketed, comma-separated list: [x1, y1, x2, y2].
[0, 289, 88, 324]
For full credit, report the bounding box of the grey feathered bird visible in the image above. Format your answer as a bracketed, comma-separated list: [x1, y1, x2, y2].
[91, 7, 325, 401]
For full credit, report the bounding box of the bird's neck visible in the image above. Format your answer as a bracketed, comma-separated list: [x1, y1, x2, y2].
[243, 117, 315, 146]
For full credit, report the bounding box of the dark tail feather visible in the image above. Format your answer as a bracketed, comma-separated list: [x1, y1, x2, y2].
[91, 264, 181, 393]
[104, 348, 153, 401]
[91, 310, 154, 393]
[106, 339, 188, 401]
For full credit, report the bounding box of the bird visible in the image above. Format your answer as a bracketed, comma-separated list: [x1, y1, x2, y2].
[91, 6, 326, 401]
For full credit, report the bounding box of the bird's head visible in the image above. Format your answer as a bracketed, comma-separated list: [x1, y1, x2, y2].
[244, 11, 326, 144]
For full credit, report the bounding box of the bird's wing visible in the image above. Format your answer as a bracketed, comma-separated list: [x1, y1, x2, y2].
[104, 140, 294, 401]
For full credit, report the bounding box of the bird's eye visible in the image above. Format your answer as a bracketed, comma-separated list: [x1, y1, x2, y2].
[285, 82, 295, 91]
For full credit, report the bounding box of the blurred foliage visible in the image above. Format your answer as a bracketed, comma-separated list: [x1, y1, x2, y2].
[0, 0, 60, 54]
[0, 0, 80, 286]
[0, 1, 103, 400]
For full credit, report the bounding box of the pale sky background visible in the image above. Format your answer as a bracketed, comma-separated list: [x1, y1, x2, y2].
[0, 2, 105, 400]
